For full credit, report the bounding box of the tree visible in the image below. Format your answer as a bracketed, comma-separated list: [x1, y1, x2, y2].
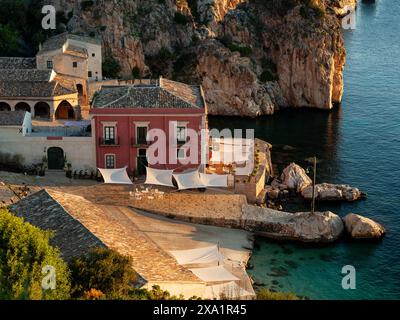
[69, 247, 138, 299]
[0, 24, 18, 56]
[102, 56, 122, 79]
[0, 209, 71, 300]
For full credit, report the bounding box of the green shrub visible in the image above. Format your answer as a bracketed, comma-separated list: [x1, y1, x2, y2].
[257, 288, 299, 300]
[131, 66, 140, 78]
[128, 285, 184, 300]
[0, 24, 18, 56]
[69, 247, 138, 299]
[260, 70, 278, 82]
[174, 12, 189, 25]
[158, 47, 175, 60]
[102, 56, 121, 79]
[0, 209, 71, 300]
[81, 0, 94, 11]
[227, 43, 253, 57]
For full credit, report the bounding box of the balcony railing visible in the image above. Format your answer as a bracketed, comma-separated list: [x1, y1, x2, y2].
[177, 137, 190, 145]
[132, 137, 151, 147]
[99, 137, 120, 146]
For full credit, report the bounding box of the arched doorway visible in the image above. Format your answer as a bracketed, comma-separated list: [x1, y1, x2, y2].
[55, 100, 75, 120]
[0, 102, 11, 111]
[47, 147, 64, 170]
[15, 102, 31, 113]
[34, 102, 50, 119]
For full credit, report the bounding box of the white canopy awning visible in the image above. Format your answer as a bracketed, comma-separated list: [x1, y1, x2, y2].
[144, 167, 175, 187]
[199, 173, 228, 188]
[189, 266, 240, 282]
[212, 138, 254, 146]
[205, 281, 254, 299]
[210, 138, 254, 164]
[173, 170, 205, 190]
[169, 246, 224, 265]
[98, 167, 133, 185]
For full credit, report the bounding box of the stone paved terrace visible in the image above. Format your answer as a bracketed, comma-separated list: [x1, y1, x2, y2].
[47, 190, 202, 284]
[53, 184, 247, 228]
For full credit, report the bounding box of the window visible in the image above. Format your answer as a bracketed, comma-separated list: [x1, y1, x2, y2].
[136, 126, 148, 145]
[177, 148, 186, 159]
[47, 61, 53, 69]
[177, 126, 187, 143]
[105, 154, 116, 169]
[73, 62, 78, 68]
[104, 126, 116, 144]
[88, 71, 92, 78]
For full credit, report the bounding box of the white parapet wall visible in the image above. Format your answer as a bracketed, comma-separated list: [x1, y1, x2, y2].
[142, 281, 207, 299]
[0, 127, 95, 171]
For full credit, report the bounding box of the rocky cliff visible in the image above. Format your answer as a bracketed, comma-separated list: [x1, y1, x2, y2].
[51, 0, 356, 116]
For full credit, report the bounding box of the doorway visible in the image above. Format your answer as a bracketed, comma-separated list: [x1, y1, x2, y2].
[137, 149, 148, 176]
[47, 147, 64, 170]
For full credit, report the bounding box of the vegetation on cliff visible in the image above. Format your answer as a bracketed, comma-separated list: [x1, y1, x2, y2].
[0, 0, 348, 115]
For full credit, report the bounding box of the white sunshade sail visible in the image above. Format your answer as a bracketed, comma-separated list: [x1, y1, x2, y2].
[199, 173, 228, 188]
[98, 167, 133, 185]
[212, 138, 254, 146]
[173, 170, 205, 190]
[205, 281, 254, 299]
[189, 266, 240, 282]
[169, 246, 224, 265]
[210, 140, 254, 164]
[144, 167, 175, 187]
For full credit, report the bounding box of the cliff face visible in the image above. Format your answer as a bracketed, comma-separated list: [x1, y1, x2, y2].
[51, 0, 353, 116]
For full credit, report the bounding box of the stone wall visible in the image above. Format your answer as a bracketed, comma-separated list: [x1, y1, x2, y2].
[0, 130, 95, 171]
[234, 139, 272, 203]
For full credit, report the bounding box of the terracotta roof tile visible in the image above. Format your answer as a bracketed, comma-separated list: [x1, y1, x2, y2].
[0, 111, 26, 126]
[10, 189, 202, 283]
[92, 78, 205, 110]
[0, 57, 37, 69]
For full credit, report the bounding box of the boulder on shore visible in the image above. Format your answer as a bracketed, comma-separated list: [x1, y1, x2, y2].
[343, 213, 385, 239]
[241, 205, 344, 243]
[301, 183, 362, 201]
[280, 163, 312, 193]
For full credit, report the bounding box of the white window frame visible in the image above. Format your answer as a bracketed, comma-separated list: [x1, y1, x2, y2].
[177, 147, 186, 160]
[102, 121, 118, 144]
[176, 121, 188, 144]
[104, 154, 116, 169]
[134, 122, 149, 144]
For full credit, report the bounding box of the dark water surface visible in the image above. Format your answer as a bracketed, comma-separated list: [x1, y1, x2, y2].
[209, 0, 400, 299]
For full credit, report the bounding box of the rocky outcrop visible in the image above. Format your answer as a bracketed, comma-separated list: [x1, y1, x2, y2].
[194, 40, 278, 116]
[343, 213, 385, 239]
[280, 163, 312, 192]
[301, 183, 362, 201]
[51, 0, 348, 116]
[242, 205, 344, 242]
[329, 0, 358, 16]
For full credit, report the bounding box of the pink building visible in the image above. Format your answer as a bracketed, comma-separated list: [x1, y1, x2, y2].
[90, 78, 208, 175]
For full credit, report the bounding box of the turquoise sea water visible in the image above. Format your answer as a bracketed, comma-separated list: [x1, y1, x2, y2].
[209, 0, 400, 299]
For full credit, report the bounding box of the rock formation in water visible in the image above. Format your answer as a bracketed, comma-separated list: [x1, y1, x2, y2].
[49, 0, 355, 116]
[242, 205, 344, 242]
[343, 213, 385, 239]
[280, 163, 312, 192]
[301, 183, 362, 201]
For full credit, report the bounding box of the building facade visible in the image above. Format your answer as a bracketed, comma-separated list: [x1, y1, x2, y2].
[91, 78, 208, 175]
[0, 32, 102, 121]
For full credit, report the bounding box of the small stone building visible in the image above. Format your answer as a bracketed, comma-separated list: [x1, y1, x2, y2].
[0, 66, 79, 120]
[0, 32, 103, 121]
